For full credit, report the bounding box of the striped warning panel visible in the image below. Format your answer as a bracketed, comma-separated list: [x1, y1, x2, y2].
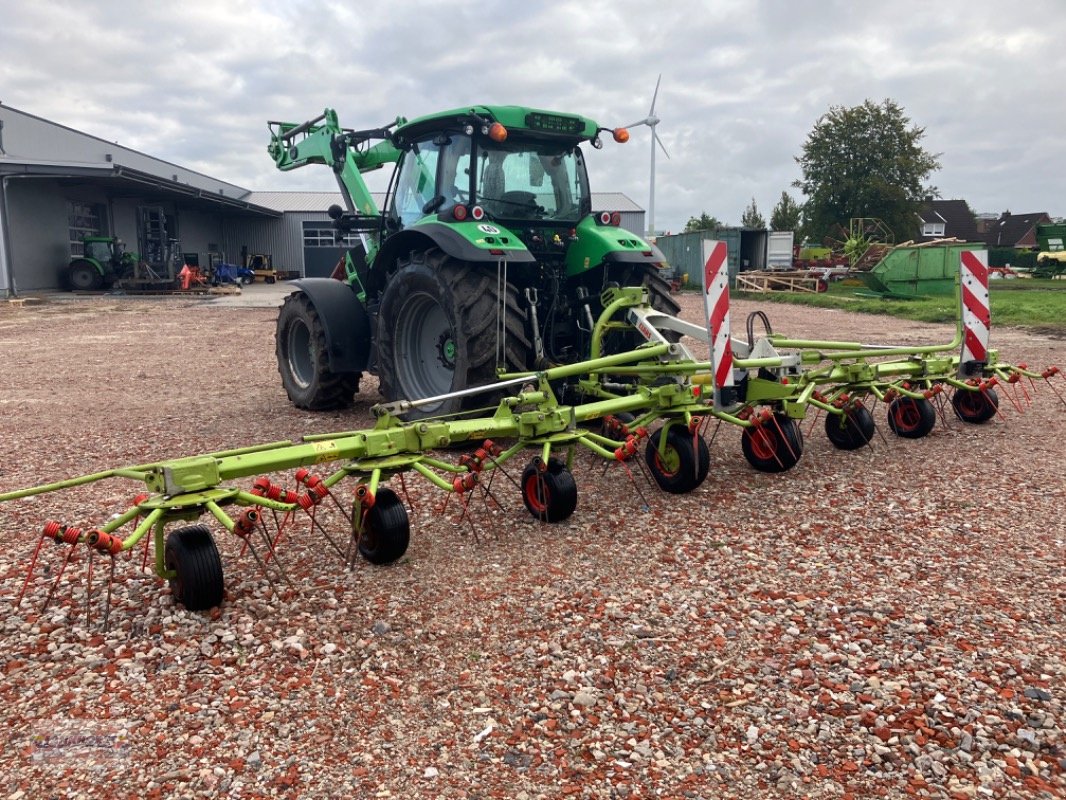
[702, 240, 733, 407]
[959, 249, 990, 376]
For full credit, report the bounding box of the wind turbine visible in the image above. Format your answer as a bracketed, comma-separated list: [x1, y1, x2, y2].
[625, 74, 670, 239]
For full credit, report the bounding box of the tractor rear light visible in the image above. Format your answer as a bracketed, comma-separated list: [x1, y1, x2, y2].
[471, 205, 485, 221]
[488, 123, 508, 142]
[453, 205, 468, 221]
[613, 127, 629, 143]
[598, 211, 612, 225]
[489, 249, 505, 255]
[611, 211, 622, 226]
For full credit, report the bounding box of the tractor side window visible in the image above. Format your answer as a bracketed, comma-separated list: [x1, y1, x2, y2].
[438, 135, 472, 211]
[393, 139, 441, 227]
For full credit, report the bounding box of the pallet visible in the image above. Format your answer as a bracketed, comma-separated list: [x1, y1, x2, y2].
[735, 272, 823, 293]
[7, 296, 45, 308]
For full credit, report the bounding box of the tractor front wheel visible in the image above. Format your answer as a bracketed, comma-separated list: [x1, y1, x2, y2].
[275, 291, 360, 410]
[645, 425, 710, 493]
[824, 404, 875, 450]
[521, 458, 578, 522]
[951, 387, 998, 424]
[887, 397, 936, 439]
[355, 487, 410, 565]
[741, 413, 803, 472]
[68, 261, 103, 291]
[164, 525, 224, 611]
[376, 250, 531, 419]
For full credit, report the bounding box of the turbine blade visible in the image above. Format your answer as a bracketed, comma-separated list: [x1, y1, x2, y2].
[624, 117, 651, 129]
[649, 73, 662, 115]
[654, 131, 670, 160]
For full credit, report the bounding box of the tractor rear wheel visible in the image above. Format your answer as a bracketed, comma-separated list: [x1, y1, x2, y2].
[741, 413, 803, 472]
[887, 397, 936, 439]
[275, 291, 360, 410]
[68, 260, 103, 291]
[355, 488, 410, 565]
[164, 524, 224, 611]
[951, 387, 998, 424]
[645, 425, 710, 493]
[824, 404, 875, 450]
[520, 457, 578, 522]
[377, 250, 532, 419]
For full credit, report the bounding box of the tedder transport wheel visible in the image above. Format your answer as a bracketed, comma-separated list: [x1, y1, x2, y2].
[355, 487, 410, 565]
[521, 457, 578, 523]
[645, 425, 710, 493]
[377, 249, 532, 419]
[741, 412, 804, 473]
[824, 404, 875, 450]
[951, 387, 998, 424]
[887, 397, 936, 439]
[276, 291, 360, 410]
[68, 261, 104, 291]
[164, 524, 224, 611]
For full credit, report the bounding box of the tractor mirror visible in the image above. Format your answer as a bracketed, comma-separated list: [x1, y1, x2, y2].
[529, 157, 545, 188]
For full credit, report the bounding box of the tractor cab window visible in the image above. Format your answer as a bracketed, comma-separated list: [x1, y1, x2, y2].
[392, 139, 442, 227]
[85, 240, 114, 262]
[474, 141, 588, 223]
[437, 134, 472, 212]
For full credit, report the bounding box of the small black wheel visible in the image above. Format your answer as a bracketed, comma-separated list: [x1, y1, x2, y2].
[266, 276, 276, 284]
[164, 524, 224, 611]
[645, 425, 710, 494]
[521, 457, 578, 523]
[355, 487, 410, 565]
[741, 412, 803, 473]
[824, 404, 875, 450]
[68, 261, 103, 291]
[887, 397, 936, 439]
[240, 274, 255, 285]
[951, 388, 998, 424]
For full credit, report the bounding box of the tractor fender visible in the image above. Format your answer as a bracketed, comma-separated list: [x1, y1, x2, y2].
[374, 225, 535, 272]
[288, 278, 371, 373]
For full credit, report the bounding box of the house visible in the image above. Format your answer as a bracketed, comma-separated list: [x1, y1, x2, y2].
[979, 211, 1052, 249]
[915, 199, 981, 242]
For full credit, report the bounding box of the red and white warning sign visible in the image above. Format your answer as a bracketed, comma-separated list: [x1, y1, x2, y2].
[702, 240, 733, 407]
[959, 249, 990, 375]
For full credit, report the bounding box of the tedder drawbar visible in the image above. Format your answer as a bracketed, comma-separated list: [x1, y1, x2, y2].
[1, 246, 1062, 626]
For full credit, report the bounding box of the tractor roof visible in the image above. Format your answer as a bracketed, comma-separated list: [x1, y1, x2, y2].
[394, 105, 601, 143]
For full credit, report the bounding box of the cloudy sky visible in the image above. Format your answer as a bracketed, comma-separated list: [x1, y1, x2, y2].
[2, 0, 1062, 234]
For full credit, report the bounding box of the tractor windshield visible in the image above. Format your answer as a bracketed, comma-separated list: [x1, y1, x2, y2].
[473, 139, 589, 223]
[85, 240, 114, 262]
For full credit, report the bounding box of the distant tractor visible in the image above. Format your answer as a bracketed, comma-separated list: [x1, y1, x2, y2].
[66, 236, 137, 291]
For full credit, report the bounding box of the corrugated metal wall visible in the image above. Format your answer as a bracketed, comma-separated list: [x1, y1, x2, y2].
[221, 213, 313, 272]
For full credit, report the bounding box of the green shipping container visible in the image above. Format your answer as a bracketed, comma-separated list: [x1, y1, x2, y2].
[861, 243, 980, 296]
[654, 229, 742, 287]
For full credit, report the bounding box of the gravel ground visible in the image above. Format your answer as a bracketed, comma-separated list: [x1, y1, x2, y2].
[0, 288, 1063, 799]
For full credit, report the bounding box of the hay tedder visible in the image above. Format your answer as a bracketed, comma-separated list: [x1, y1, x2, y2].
[1, 242, 1062, 627]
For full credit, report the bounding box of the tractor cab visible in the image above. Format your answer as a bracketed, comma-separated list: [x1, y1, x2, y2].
[83, 237, 127, 267]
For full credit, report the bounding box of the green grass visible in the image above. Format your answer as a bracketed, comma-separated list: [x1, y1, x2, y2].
[731, 278, 1066, 335]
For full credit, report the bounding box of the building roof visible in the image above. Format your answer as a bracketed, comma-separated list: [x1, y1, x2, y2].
[243, 191, 644, 214]
[917, 199, 980, 242]
[983, 211, 1052, 248]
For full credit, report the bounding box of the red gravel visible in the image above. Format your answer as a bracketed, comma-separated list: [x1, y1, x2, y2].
[0, 290, 1063, 799]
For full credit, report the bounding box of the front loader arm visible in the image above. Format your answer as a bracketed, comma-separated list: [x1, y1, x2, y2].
[267, 107, 403, 219]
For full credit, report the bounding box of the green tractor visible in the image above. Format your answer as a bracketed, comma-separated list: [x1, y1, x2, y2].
[66, 236, 138, 291]
[268, 105, 678, 418]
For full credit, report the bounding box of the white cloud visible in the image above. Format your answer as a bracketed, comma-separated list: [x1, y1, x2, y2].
[2, 0, 1063, 232]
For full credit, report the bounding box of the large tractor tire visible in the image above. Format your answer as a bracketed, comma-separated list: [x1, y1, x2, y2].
[68, 260, 104, 291]
[376, 249, 532, 419]
[275, 291, 361, 410]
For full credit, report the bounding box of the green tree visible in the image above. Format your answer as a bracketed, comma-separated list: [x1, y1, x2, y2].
[684, 212, 723, 232]
[770, 191, 802, 231]
[793, 99, 940, 242]
[741, 197, 765, 229]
